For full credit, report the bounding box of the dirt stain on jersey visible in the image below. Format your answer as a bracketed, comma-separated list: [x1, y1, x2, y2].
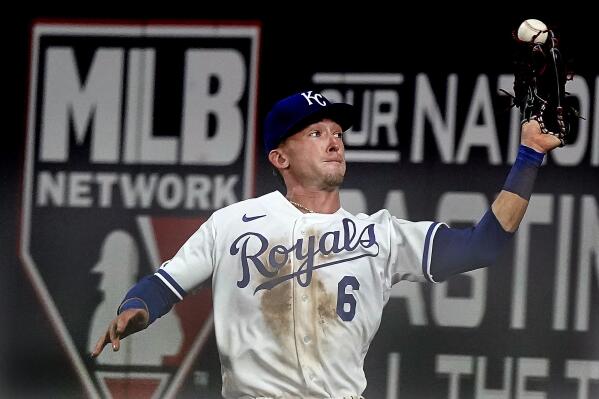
[312, 277, 337, 335]
[258, 229, 340, 362]
[301, 228, 337, 332]
[260, 258, 293, 342]
[316, 280, 336, 322]
[305, 228, 337, 328]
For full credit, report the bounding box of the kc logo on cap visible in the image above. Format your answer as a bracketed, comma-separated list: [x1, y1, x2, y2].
[300, 91, 327, 106]
[263, 90, 355, 155]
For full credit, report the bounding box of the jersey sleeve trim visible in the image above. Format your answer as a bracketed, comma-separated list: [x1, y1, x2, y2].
[155, 268, 187, 300]
[422, 222, 445, 283]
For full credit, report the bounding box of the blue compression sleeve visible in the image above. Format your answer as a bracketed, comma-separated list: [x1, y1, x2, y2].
[118, 275, 180, 325]
[429, 145, 543, 281]
[503, 145, 544, 200]
[429, 209, 513, 282]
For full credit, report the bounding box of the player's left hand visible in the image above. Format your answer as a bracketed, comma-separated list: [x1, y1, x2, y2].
[520, 119, 562, 154]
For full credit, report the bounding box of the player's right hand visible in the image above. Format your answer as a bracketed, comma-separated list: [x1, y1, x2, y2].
[90, 308, 149, 358]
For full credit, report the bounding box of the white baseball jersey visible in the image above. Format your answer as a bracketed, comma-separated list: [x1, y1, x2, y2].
[158, 191, 442, 398]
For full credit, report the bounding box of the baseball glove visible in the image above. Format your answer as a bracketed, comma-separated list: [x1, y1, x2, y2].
[507, 20, 579, 146]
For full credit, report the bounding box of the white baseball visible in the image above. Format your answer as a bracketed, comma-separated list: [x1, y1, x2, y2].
[517, 19, 548, 44]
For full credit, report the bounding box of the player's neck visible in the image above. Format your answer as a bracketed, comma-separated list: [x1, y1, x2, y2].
[285, 187, 341, 214]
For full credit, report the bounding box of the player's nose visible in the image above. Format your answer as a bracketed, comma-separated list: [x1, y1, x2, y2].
[326, 133, 342, 153]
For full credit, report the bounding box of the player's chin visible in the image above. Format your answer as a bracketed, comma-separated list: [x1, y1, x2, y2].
[322, 171, 345, 189]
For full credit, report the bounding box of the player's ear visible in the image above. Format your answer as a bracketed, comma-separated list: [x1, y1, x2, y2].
[268, 148, 289, 170]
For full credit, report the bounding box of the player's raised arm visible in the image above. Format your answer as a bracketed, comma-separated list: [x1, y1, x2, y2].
[491, 120, 561, 232]
[425, 120, 561, 283]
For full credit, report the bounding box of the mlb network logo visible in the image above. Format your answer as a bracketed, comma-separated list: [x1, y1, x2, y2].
[21, 20, 260, 398]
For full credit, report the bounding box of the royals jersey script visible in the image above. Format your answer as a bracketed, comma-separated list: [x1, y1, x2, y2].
[156, 191, 443, 398]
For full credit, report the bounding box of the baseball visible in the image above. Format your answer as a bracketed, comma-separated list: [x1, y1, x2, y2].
[517, 19, 548, 44]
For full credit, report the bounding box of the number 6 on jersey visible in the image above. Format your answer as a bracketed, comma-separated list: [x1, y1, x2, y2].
[336, 276, 360, 321]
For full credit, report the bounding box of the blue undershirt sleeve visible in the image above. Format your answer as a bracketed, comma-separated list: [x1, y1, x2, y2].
[117, 275, 181, 325]
[429, 209, 513, 282]
[428, 144, 544, 282]
[503, 144, 545, 200]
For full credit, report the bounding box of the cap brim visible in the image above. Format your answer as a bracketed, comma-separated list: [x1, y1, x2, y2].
[287, 102, 355, 139]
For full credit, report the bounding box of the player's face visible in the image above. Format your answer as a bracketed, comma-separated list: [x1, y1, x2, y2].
[280, 118, 346, 190]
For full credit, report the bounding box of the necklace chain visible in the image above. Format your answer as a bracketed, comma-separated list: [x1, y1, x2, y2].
[288, 199, 315, 213]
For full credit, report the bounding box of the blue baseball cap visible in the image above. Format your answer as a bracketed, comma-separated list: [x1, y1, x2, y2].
[263, 90, 355, 154]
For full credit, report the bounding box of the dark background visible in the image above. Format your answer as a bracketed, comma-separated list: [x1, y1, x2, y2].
[3, 7, 597, 398]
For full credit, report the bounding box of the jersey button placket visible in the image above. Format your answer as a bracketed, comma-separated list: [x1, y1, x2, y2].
[292, 218, 311, 385]
[293, 216, 327, 392]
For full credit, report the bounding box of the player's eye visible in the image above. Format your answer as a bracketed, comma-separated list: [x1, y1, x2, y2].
[333, 132, 344, 139]
[308, 130, 321, 137]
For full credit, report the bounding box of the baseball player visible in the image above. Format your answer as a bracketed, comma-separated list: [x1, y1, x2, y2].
[92, 90, 561, 398]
